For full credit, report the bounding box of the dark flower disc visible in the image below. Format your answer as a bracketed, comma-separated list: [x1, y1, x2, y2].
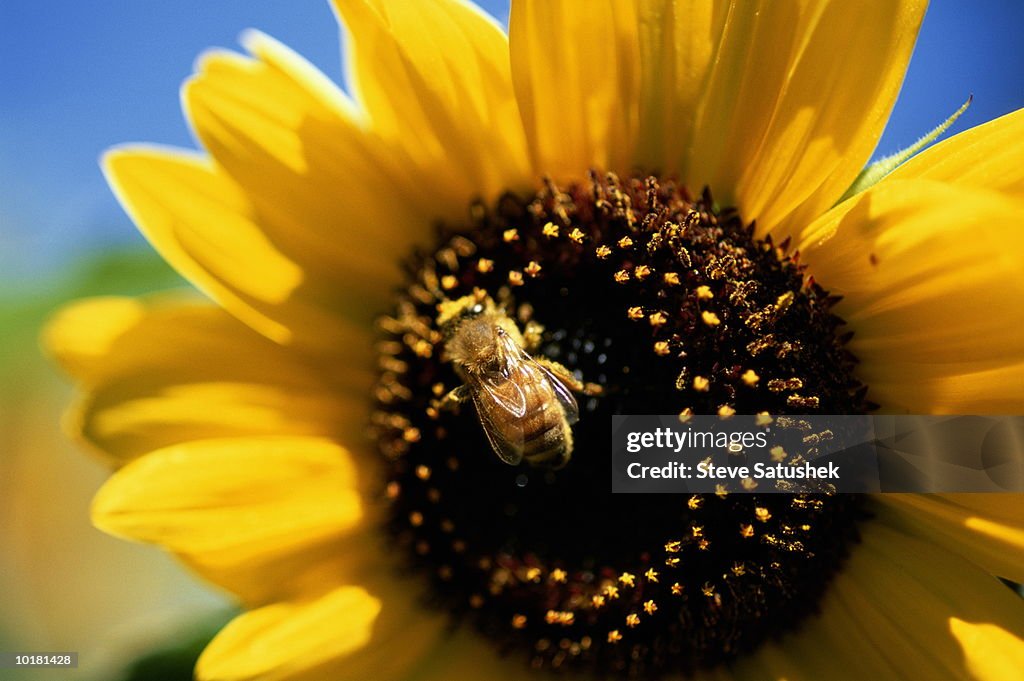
[373, 174, 868, 678]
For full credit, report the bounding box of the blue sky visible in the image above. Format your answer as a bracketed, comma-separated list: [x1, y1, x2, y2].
[3, 0, 1023, 286]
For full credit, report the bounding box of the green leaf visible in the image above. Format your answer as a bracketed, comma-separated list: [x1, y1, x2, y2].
[115, 609, 237, 681]
[839, 95, 972, 204]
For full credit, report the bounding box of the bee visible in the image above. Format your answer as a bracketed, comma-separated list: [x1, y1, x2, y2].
[436, 292, 593, 469]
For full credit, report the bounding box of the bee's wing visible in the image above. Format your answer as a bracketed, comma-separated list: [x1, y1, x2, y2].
[471, 376, 526, 466]
[533, 360, 580, 426]
[468, 382, 524, 466]
[500, 334, 580, 424]
[479, 369, 528, 417]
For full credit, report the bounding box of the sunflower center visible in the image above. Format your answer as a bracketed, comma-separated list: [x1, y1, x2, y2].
[373, 173, 868, 677]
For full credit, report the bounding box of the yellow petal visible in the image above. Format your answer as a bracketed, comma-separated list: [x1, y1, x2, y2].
[103, 147, 294, 344]
[332, 0, 530, 206]
[844, 512, 1024, 679]
[726, 533, 905, 680]
[889, 107, 1024, 197]
[92, 436, 363, 562]
[44, 296, 368, 463]
[950, 618, 1024, 681]
[178, 532, 372, 607]
[197, 579, 446, 681]
[737, 512, 1024, 680]
[196, 586, 380, 681]
[633, 1, 728, 175]
[103, 146, 385, 350]
[78, 382, 363, 467]
[879, 494, 1024, 584]
[182, 31, 433, 313]
[735, 603, 898, 681]
[800, 179, 1024, 413]
[682, 0, 925, 237]
[44, 295, 150, 385]
[936, 493, 1024, 524]
[510, 0, 640, 179]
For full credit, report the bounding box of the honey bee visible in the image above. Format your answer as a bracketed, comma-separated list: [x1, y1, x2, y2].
[436, 292, 591, 469]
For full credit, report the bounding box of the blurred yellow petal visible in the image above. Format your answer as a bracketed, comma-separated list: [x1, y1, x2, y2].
[332, 0, 530, 206]
[800, 179, 1024, 412]
[724, 532, 914, 680]
[78, 383, 361, 467]
[44, 295, 149, 386]
[509, 0, 639, 179]
[889, 107, 1024, 196]
[198, 579, 446, 681]
[197, 586, 379, 681]
[683, 0, 925, 237]
[937, 493, 1024, 524]
[92, 437, 363, 561]
[45, 296, 368, 463]
[731, 504, 1024, 680]
[854, 511, 1024, 679]
[950, 618, 1024, 681]
[183, 31, 435, 320]
[780, 512, 1024, 680]
[879, 494, 1024, 584]
[734, 606, 898, 681]
[178, 533, 370, 607]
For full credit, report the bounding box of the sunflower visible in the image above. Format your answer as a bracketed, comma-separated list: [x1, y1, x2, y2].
[45, 1, 1024, 679]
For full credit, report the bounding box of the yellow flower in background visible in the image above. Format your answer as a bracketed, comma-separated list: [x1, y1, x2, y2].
[44, 1, 1024, 680]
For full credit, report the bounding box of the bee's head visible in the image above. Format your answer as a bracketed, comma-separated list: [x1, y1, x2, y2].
[436, 291, 492, 341]
[436, 293, 524, 373]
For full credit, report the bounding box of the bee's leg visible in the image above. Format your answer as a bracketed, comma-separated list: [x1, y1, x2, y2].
[535, 358, 604, 396]
[522, 320, 545, 353]
[438, 385, 471, 412]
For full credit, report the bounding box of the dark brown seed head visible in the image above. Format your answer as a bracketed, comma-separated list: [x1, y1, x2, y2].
[373, 174, 867, 678]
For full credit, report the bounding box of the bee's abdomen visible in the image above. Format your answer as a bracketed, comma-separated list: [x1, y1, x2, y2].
[521, 405, 571, 467]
